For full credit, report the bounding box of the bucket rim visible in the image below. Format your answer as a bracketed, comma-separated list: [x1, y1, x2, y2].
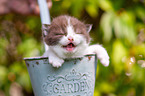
[23, 54, 96, 60]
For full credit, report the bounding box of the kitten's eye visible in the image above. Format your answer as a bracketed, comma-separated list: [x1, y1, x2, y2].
[55, 32, 67, 36]
[55, 33, 64, 35]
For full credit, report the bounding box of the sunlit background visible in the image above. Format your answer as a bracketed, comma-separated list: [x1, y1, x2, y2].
[0, 0, 145, 96]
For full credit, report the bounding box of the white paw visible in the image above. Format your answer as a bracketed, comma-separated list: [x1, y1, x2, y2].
[97, 50, 110, 67]
[86, 45, 110, 67]
[100, 57, 109, 67]
[49, 56, 64, 68]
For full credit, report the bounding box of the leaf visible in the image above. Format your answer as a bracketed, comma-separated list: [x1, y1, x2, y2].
[71, 0, 84, 17]
[100, 12, 114, 42]
[0, 66, 7, 86]
[85, 0, 98, 18]
[61, 0, 71, 9]
[111, 40, 128, 74]
[98, 0, 113, 11]
[113, 16, 123, 38]
[120, 11, 136, 44]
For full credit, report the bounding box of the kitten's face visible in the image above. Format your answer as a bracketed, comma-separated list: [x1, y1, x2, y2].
[42, 15, 92, 57]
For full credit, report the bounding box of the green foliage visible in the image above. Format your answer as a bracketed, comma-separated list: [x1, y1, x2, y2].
[112, 40, 128, 74]
[0, 0, 145, 96]
[17, 38, 41, 57]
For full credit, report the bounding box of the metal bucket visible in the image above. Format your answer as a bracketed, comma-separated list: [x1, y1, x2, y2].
[24, 54, 97, 96]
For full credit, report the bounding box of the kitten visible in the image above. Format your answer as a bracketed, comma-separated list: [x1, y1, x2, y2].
[42, 15, 109, 68]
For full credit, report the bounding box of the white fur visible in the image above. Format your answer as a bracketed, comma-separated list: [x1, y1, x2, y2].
[85, 45, 109, 66]
[46, 49, 64, 68]
[43, 18, 109, 68]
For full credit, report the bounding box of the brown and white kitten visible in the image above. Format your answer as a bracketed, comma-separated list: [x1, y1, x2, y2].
[42, 15, 109, 68]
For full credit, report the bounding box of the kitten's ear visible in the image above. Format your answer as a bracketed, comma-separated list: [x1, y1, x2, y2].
[42, 24, 50, 37]
[86, 24, 92, 33]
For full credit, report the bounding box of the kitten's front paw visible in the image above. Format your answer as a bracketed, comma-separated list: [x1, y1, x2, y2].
[100, 56, 109, 67]
[49, 57, 64, 68]
[97, 50, 109, 67]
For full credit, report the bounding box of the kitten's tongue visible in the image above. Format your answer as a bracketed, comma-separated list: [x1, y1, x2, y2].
[65, 43, 75, 51]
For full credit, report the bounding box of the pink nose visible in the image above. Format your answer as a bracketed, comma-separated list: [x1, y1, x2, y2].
[68, 37, 74, 42]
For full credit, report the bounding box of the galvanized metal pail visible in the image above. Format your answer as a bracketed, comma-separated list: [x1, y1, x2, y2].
[24, 54, 97, 96]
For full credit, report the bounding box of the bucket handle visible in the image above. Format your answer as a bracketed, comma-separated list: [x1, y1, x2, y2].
[37, 0, 51, 52]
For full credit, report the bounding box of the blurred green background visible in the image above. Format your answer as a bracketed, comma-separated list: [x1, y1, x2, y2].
[0, 0, 145, 96]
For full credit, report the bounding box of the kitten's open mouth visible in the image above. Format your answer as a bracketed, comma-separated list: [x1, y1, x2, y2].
[63, 43, 76, 51]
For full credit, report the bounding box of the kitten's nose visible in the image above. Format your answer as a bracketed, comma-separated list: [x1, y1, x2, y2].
[68, 37, 74, 42]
